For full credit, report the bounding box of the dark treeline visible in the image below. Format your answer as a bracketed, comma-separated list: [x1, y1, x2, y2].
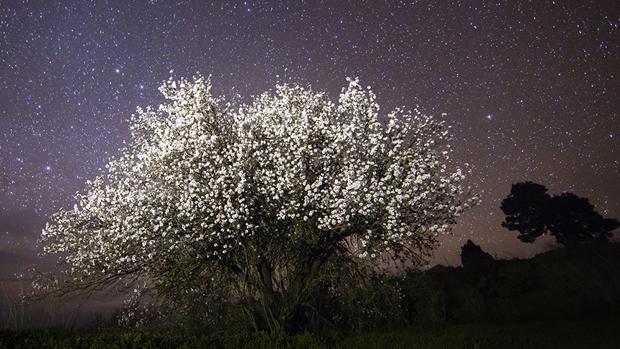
[402, 240, 620, 324]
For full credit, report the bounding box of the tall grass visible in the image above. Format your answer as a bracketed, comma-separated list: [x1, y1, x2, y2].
[1, 318, 618, 349]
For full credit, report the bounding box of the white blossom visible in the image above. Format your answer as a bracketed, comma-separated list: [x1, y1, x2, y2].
[41, 75, 474, 282]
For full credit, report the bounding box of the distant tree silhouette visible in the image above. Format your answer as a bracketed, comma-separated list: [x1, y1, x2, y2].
[460, 240, 494, 272]
[545, 193, 620, 246]
[501, 181, 619, 246]
[500, 182, 550, 243]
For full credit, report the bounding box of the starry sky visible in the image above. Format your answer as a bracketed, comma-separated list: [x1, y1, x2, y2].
[0, 0, 619, 281]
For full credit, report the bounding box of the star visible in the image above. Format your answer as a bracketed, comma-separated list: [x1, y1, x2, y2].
[0, 0, 616, 276]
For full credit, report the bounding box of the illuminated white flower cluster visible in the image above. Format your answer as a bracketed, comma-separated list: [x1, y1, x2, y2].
[42, 75, 472, 278]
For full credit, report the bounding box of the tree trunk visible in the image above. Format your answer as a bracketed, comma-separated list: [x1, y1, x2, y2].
[251, 252, 329, 334]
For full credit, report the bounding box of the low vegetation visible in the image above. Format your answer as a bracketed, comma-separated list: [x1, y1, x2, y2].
[1, 317, 619, 349]
[2, 242, 619, 348]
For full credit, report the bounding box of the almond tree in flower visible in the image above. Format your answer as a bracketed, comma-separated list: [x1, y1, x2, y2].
[39, 75, 474, 333]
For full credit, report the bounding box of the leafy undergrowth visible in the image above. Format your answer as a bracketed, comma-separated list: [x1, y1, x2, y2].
[1, 317, 618, 349]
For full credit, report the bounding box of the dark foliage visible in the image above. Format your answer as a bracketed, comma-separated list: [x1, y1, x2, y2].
[500, 182, 549, 243]
[546, 193, 619, 245]
[460, 240, 495, 273]
[501, 181, 619, 246]
[402, 242, 620, 324]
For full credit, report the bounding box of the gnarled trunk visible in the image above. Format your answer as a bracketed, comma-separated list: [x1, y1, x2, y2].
[249, 252, 329, 334]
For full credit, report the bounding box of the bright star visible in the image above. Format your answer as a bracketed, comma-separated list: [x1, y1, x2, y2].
[44, 164, 52, 173]
[486, 114, 494, 120]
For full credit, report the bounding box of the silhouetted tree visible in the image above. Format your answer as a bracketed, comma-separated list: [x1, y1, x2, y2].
[500, 182, 550, 243]
[460, 240, 494, 272]
[545, 193, 619, 246]
[501, 182, 619, 246]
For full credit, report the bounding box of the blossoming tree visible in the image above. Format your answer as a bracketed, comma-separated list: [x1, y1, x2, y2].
[41, 76, 473, 332]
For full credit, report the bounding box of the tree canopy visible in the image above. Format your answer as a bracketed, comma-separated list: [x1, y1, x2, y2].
[39, 76, 473, 332]
[501, 181, 619, 246]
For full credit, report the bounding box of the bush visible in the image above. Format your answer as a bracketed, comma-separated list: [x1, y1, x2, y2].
[400, 272, 448, 324]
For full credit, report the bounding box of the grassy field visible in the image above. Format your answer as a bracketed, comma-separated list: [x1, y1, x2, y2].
[1, 317, 618, 349]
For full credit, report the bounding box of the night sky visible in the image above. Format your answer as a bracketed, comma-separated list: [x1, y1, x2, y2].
[1, 0, 618, 283]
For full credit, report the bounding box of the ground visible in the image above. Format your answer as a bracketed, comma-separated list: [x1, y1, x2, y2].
[1, 317, 619, 349]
